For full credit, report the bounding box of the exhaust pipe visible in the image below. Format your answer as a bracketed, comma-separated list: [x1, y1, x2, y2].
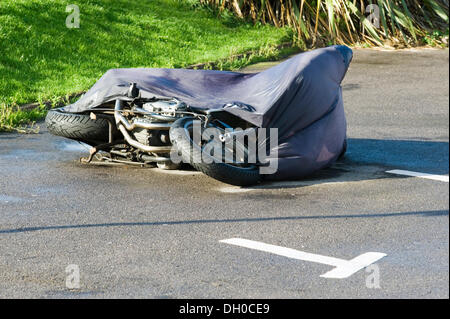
[114, 100, 172, 154]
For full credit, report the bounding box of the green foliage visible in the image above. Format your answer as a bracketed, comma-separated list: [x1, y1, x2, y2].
[201, 0, 449, 47]
[424, 29, 449, 47]
[0, 103, 46, 133]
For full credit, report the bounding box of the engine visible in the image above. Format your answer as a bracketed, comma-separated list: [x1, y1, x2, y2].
[142, 99, 187, 117]
[131, 99, 186, 146]
[132, 126, 170, 146]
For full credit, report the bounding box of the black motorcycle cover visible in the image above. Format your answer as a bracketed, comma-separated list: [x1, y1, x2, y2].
[61, 45, 352, 180]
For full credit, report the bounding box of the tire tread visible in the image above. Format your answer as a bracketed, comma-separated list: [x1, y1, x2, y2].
[45, 109, 109, 142]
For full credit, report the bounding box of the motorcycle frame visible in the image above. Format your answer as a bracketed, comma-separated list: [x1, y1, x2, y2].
[82, 99, 257, 167]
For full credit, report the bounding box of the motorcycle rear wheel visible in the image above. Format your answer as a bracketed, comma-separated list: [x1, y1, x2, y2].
[169, 117, 261, 186]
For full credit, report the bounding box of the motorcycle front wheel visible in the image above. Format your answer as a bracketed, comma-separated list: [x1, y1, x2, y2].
[169, 117, 261, 186]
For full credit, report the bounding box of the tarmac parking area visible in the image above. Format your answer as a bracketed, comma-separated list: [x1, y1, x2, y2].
[0, 48, 448, 298]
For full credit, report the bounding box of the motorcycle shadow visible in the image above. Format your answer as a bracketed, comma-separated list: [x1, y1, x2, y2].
[232, 138, 448, 190]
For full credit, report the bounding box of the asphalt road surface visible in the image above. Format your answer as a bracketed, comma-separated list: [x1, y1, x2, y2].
[0, 48, 448, 298]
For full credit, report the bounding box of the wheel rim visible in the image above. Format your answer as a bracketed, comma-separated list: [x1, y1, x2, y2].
[182, 119, 257, 170]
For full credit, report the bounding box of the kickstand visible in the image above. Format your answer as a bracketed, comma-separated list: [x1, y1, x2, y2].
[80, 140, 126, 164]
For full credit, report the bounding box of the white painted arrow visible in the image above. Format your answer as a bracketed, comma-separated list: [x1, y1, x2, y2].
[220, 238, 386, 279]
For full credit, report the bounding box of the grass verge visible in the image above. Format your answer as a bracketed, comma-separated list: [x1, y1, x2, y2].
[0, 0, 292, 131]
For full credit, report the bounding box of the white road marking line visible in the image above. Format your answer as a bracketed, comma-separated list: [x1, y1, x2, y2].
[220, 238, 386, 279]
[386, 169, 449, 182]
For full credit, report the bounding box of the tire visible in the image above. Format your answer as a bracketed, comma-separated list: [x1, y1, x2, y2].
[45, 109, 109, 143]
[169, 117, 261, 186]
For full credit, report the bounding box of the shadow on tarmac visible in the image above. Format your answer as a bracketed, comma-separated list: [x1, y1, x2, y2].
[0, 210, 447, 235]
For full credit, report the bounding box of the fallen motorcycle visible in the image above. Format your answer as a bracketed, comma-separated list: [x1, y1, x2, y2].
[46, 45, 353, 186]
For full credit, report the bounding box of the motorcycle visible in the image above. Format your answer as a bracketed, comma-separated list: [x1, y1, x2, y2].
[46, 45, 352, 186]
[46, 93, 263, 185]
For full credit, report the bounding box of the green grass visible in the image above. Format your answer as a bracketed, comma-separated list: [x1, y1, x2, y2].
[424, 29, 450, 47]
[0, 105, 46, 133]
[0, 0, 292, 131]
